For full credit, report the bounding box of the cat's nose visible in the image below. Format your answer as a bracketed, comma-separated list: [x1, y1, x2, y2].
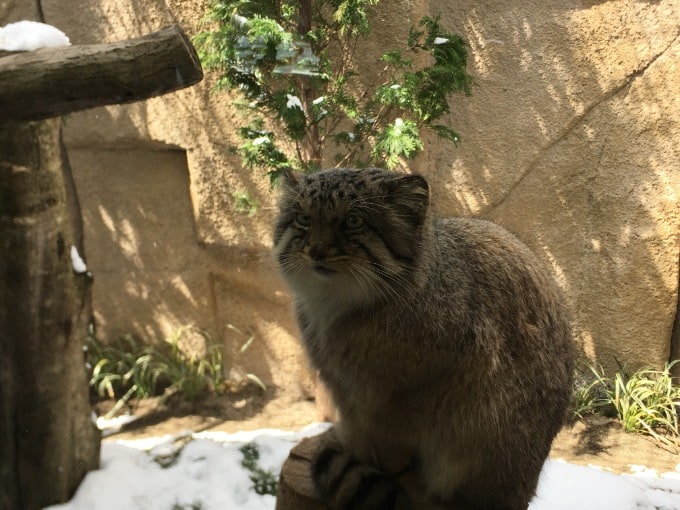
[307, 243, 329, 261]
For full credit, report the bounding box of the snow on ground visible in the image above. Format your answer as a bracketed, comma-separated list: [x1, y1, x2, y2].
[0, 20, 70, 51]
[46, 420, 680, 510]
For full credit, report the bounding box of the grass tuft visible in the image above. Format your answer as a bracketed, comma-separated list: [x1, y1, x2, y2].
[87, 325, 227, 413]
[572, 360, 680, 449]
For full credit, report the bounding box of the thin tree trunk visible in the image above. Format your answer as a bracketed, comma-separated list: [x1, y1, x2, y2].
[296, 0, 323, 169]
[670, 246, 680, 377]
[0, 119, 100, 510]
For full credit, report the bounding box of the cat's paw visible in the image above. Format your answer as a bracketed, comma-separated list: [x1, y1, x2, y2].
[311, 442, 414, 510]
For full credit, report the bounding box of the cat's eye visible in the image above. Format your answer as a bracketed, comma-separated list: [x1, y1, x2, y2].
[344, 214, 364, 230]
[295, 212, 312, 227]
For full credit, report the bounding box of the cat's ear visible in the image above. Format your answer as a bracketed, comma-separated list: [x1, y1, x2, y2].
[279, 168, 300, 190]
[385, 174, 430, 217]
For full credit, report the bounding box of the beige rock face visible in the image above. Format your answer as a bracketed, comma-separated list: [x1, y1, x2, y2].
[418, 1, 680, 368]
[3, 0, 677, 394]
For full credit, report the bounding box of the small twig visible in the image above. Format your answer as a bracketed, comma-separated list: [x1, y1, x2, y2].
[103, 384, 138, 420]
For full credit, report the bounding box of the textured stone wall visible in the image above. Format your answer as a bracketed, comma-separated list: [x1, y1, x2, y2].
[2, 0, 678, 386]
[416, 1, 680, 368]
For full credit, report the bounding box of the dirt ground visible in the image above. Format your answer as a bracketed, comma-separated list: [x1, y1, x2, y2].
[100, 389, 680, 476]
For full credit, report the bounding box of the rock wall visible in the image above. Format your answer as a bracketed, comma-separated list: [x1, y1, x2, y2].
[419, 0, 680, 368]
[2, 0, 678, 392]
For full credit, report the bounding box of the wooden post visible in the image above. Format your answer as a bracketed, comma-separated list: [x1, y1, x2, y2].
[276, 434, 330, 510]
[0, 118, 101, 510]
[0, 24, 203, 509]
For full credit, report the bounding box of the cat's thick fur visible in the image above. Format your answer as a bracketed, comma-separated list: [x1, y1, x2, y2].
[274, 168, 574, 510]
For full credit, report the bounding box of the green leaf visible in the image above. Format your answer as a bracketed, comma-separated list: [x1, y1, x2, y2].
[430, 124, 460, 144]
[372, 118, 423, 169]
[196, 2, 473, 178]
[331, 0, 379, 36]
[246, 373, 268, 392]
[380, 49, 412, 68]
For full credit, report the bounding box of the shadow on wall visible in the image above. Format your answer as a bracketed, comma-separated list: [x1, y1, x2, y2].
[41, 0, 186, 46]
[42, 0, 311, 397]
[69, 145, 294, 392]
[69, 148, 204, 342]
[416, 0, 680, 370]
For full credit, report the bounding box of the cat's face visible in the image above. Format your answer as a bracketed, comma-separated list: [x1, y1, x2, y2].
[274, 168, 430, 305]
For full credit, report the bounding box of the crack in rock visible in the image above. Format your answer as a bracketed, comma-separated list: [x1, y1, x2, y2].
[490, 31, 680, 213]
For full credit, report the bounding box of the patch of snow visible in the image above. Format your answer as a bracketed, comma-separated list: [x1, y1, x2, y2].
[625, 466, 680, 509]
[393, 117, 405, 135]
[530, 460, 654, 510]
[70, 245, 88, 274]
[43, 422, 680, 510]
[0, 20, 70, 51]
[232, 14, 248, 28]
[251, 136, 270, 146]
[96, 414, 139, 438]
[286, 94, 303, 110]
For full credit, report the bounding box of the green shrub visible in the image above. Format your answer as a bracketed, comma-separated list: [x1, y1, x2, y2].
[87, 333, 168, 400]
[572, 360, 680, 448]
[171, 504, 203, 510]
[86, 325, 227, 409]
[194, 0, 473, 181]
[156, 326, 226, 402]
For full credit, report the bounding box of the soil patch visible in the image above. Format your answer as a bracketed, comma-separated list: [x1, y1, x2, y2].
[551, 415, 679, 474]
[96, 387, 318, 439]
[100, 395, 679, 475]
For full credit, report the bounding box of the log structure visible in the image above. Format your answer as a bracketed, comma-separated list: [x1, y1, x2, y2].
[0, 24, 202, 510]
[0, 24, 202, 121]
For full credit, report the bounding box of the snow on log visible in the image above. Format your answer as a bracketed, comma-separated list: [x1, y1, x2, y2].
[0, 21, 71, 51]
[0, 24, 202, 122]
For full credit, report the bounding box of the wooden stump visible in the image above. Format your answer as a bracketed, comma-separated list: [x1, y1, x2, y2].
[0, 22, 204, 509]
[276, 434, 330, 510]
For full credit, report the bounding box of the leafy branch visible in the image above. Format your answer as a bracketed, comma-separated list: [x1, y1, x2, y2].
[194, 1, 473, 182]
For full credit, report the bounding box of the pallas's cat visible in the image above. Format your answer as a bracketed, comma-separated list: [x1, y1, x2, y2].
[273, 168, 574, 510]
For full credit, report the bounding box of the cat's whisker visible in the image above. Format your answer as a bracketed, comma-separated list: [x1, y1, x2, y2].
[278, 255, 305, 276]
[356, 266, 398, 304]
[346, 260, 411, 308]
[346, 257, 418, 305]
[347, 265, 383, 304]
[348, 196, 383, 214]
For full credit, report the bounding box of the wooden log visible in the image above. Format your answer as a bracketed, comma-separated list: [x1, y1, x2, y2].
[0, 24, 203, 122]
[276, 434, 330, 510]
[0, 119, 101, 510]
